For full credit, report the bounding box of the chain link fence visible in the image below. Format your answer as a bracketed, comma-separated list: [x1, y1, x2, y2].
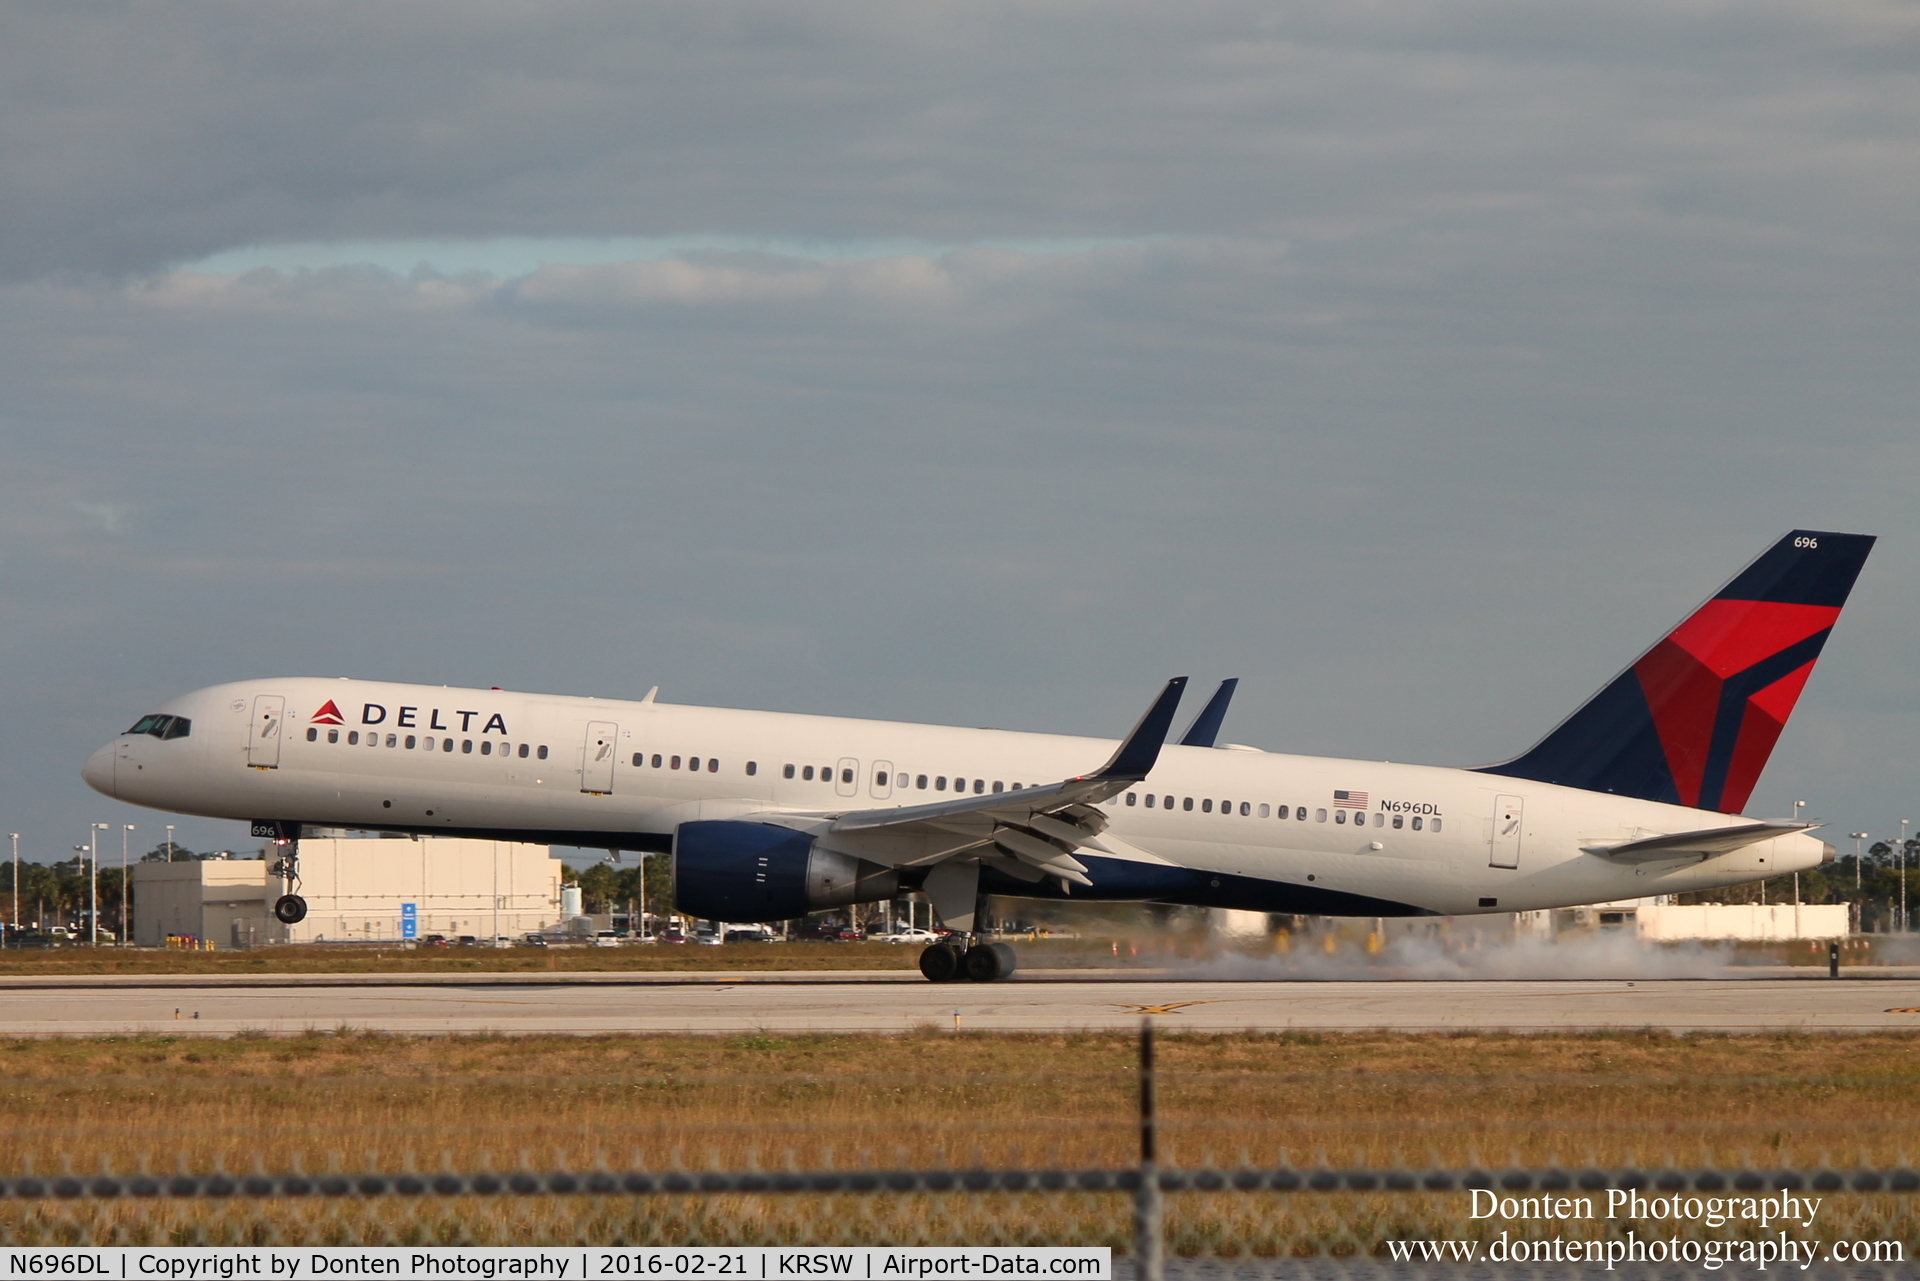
[0, 1025, 1914, 1273]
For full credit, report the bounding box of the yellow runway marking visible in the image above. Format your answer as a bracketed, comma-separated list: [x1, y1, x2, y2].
[1114, 1001, 1223, 1015]
[1886, 1007, 1920, 1013]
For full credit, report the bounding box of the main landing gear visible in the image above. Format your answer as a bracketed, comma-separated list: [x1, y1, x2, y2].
[918, 940, 1018, 983]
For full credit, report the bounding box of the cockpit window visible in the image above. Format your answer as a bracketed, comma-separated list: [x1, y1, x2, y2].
[124, 715, 191, 740]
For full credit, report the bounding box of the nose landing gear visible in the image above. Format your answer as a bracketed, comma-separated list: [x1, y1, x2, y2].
[257, 822, 307, 927]
[918, 940, 1017, 983]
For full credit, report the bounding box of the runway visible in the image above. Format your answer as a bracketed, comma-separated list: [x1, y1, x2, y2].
[2, 971, 1919, 1034]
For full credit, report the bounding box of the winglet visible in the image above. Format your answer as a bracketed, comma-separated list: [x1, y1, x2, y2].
[1178, 678, 1238, 748]
[1085, 677, 1187, 782]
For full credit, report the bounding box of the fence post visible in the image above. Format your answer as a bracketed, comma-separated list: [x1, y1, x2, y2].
[1134, 1019, 1162, 1281]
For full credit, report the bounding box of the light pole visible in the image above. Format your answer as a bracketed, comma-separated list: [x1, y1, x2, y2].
[165, 824, 175, 860]
[1791, 801, 1806, 905]
[121, 825, 134, 945]
[7, 833, 17, 941]
[1902, 819, 1911, 933]
[91, 823, 109, 945]
[1851, 833, 1869, 895]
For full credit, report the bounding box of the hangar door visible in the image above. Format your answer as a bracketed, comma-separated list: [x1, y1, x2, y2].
[582, 722, 617, 794]
[1489, 795, 1523, 869]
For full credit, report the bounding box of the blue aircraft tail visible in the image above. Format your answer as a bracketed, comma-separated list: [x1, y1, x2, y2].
[1476, 530, 1874, 812]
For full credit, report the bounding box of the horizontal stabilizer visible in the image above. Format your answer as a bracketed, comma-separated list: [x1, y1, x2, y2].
[1585, 820, 1815, 864]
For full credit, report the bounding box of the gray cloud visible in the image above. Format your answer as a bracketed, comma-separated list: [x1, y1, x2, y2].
[0, 2, 1916, 859]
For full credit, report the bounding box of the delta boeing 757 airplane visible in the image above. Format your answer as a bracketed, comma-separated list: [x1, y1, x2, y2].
[83, 530, 1873, 982]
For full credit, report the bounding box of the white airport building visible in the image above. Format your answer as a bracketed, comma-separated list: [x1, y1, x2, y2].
[133, 836, 565, 947]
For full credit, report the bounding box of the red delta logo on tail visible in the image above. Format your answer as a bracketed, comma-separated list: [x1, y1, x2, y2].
[1480, 530, 1875, 814]
[310, 700, 345, 725]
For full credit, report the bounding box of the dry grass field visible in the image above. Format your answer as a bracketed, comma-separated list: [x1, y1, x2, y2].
[0, 1029, 1915, 1253]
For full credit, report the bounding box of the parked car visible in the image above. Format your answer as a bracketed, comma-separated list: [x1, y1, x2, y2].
[874, 927, 940, 945]
[693, 928, 723, 946]
[834, 927, 865, 942]
[592, 931, 623, 948]
[724, 927, 776, 943]
[657, 928, 688, 945]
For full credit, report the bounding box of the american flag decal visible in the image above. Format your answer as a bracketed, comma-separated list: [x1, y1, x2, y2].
[1332, 790, 1368, 809]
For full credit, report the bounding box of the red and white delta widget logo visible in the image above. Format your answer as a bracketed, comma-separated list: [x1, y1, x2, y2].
[309, 700, 345, 726]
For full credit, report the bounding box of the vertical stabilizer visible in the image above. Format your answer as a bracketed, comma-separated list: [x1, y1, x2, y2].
[1478, 530, 1874, 812]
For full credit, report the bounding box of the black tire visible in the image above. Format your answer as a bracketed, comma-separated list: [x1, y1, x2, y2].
[273, 894, 308, 925]
[918, 943, 963, 983]
[963, 943, 1004, 982]
[989, 941, 1017, 979]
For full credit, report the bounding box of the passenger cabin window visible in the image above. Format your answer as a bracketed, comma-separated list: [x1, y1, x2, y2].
[784, 764, 796, 779]
[632, 753, 643, 766]
[1392, 814, 1403, 829]
[672, 756, 683, 770]
[462, 739, 473, 754]
[746, 762, 758, 776]
[1335, 810, 1346, 824]
[843, 768, 855, 785]
[1258, 804, 1269, 817]
[689, 757, 700, 771]
[916, 775, 928, 789]
[537, 745, 549, 760]
[348, 731, 360, 745]
[405, 735, 417, 749]
[1296, 806, 1307, 820]
[327, 729, 339, 744]
[803, 766, 814, 781]
[992, 781, 1003, 793]
[481, 740, 491, 755]
[1410, 816, 1422, 830]
[1315, 808, 1327, 822]
[443, 738, 454, 751]
[1144, 794, 1155, 807]
[935, 776, 947, 791]
[1126, 793, 1137, 806]
[875, 769, 888, 789]
[1240, 802, 1251, 816]
[386, 734, 397, 748]
[1182, 797, 1193, 811]
[1431, 818, 1443, 832]
[306, 728, 318, 742]
[651, 754, 662, 767]
[708, 759, 719, 773]
[896, 772, 908, 788]
[973, 779, 985, 794]
[1202, 799, 1212, 813]
[519, 743, 530, 758]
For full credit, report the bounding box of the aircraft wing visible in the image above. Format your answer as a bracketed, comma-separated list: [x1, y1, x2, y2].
[748, 678, 1188, 890]
[1584, 820, 1817, 864]
[1178, 678, 1238, 748]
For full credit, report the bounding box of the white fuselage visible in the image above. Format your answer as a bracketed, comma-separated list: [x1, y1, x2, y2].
[82, 677, 1828, 916]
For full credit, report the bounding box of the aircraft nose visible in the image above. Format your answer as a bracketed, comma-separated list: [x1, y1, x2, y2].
[81, 743, 116, 798]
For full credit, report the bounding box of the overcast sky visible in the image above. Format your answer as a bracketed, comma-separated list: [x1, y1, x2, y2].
[2, 1, 1917, 863]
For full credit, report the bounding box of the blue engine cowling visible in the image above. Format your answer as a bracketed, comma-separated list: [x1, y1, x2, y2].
[673, 820, 901, 922]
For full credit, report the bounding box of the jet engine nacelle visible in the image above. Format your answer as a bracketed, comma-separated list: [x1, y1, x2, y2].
[672, 820, 901, 923]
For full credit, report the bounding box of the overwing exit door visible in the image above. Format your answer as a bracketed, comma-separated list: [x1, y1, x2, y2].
[1489, 795, 1523, 869]
[249, 695, 285, 768]
[582, 722, 617, 794]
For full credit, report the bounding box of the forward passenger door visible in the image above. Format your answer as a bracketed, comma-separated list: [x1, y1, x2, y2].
[249, 695, 285, 768]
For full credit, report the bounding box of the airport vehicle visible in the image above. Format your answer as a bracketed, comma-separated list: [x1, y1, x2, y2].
[82, 530, 1872, 982]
